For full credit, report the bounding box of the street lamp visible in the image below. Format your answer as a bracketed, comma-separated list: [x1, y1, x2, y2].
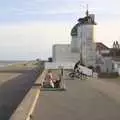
[80, 31, 83, 65]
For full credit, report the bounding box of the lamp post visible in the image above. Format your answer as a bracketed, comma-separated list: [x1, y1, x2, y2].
[80, 31, 83, 65]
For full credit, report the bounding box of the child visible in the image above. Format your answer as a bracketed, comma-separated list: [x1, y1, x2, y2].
[44, 70, 54, 88]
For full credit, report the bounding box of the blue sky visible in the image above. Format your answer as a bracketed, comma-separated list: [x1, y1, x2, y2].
[0, 0, 120, 60]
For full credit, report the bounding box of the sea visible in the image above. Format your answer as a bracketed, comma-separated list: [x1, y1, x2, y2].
[0, 61, 26, 68]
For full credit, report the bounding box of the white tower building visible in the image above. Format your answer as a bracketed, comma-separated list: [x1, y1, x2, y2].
[71, 9, 96, 66]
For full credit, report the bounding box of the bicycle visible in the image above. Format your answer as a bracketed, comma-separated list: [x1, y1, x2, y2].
[68, 71, 82, 79]
[69, 71, 88, 80]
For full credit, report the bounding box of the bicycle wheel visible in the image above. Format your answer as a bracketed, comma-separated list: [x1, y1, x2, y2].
[68, 72, 74, 78]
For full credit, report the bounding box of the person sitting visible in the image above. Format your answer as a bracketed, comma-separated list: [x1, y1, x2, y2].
[52, 72, 61, 88]
[53, 79, 61, 88]
[74, 60, 81, 73]
[43, 70, 54, 88]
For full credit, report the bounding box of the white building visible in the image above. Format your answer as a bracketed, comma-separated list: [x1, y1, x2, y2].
[95, 42, 120, 74]
[52, 9, 96, 67]
[95, 42, 113, 73]
[52, 44, 80, 63]
[46, 9, 119, 75]
[112, 58, 120, 75]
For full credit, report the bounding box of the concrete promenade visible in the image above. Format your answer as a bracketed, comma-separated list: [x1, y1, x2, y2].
[33, 78, 120, 120]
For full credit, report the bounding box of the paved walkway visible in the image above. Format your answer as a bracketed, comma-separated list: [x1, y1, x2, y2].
[33, 78, 120, 120]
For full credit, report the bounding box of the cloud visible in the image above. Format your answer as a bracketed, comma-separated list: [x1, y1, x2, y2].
[0, 0, 120, 23]
[0, 21, 72, 60]
[96, 20, 120, 47]
[0, 0, 120, 60]
[0, 19, 120, 60]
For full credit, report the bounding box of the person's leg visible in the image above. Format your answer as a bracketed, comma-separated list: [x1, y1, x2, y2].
[80, 72, 82, 80]
[50, 80, 54, 88]
[54, 81, 57, 88]
[57, 80, 61, 88]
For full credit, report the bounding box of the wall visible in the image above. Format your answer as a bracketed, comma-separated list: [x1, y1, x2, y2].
[71, 36, 80, 52]
[96, 56, 113, 73]
[118, 68, 120, 76]
[78, 25, 96, 66]
[103, 57, 113, 73]
[113, 61, 120, 74]
[52, 44, 80, 63]
[45, 62, 96, 77]
[71, 24, 96, 66]
[45, 62, 75, 69]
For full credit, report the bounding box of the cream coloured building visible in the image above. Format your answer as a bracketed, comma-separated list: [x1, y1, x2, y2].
[52, 10, 96, 67]
[47, 10, 119, 74]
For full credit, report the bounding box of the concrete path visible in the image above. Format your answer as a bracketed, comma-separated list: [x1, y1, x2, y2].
[33, 79, 120, 120]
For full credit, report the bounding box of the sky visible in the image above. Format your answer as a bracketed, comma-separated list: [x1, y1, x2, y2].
[0, 0, 120, 60]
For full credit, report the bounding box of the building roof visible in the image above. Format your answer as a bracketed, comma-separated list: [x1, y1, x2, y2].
[96, 42, 120, 59]
[71, 23, 79, 36]
[96, 42, 110, 51]
[71, 11, 96, 36]
[78, 15, 96, 25]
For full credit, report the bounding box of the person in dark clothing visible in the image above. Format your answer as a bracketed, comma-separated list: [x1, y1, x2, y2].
[54, 79, 61, 88]
[74, 60, 81, 72]
[54, 67, 63, 88]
